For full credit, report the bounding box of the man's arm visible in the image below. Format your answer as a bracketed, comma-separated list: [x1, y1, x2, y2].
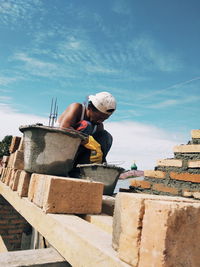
[58, 103, 82, 129]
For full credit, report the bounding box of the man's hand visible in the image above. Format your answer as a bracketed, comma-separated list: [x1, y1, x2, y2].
[83, 136, 103, 163]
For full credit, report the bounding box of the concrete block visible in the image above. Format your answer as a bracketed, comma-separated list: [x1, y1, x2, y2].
[138, 200, 200, 267]
[17, 171, 31, 197]
[29, 174, 104, 214]
[174, 144, 200, 153]
[144, 170, 166, 179]
[157, 158, 182, 167]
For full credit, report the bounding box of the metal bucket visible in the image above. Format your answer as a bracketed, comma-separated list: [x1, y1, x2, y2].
[19, 124, 86, 176]
[77, 163, 124, 196]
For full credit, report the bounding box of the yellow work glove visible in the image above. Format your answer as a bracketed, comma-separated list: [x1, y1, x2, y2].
[83, 135, 103, 163]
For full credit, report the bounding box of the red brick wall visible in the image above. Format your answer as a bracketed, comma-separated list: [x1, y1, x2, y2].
[0, 195, 30, 250]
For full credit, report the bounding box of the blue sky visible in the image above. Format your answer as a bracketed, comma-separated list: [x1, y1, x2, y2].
[0, 0, 200, 170]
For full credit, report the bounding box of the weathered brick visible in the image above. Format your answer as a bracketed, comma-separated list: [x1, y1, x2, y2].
[152, 183, 178, 195]
[11, 150, 24, 170]
[182, 190, 193, 197]
[138, 200, 200, 267]
[173, 144, 200, 153]
[29, 174, 104, 214]
[112, 193, 144, 266]
[10, 170, 22, 191]
[157, 158, 182, 167]
[191, 129, 200, 139]
[193, 192, 200, 199]
[170, 172, 200, 183]
[130, 180, 151, 189]
[17, 171, 31, 197]
[9, 136, 21, 153]
[113, 193, 200, 267]
[188, 160, 200, 168]
[144, 170, 166, 179]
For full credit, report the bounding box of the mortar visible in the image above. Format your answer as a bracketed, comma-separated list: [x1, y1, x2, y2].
[77, 163, 124, 195]
[19, 124, 86, 176]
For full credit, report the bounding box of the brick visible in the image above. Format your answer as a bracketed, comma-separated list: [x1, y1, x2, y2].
[112, 193, 144, 266]
[193, 192, 200, 199]
[2, 156, 9, 164]
[173, 144, 200, 153]
[28, 173, 38, 202]
[11, 150, 24, 170]
[9, 136, 21, 153]
[8, 169, 18, 188]
[17, 171, 31, 197]
[7, 153, 15, 168]
[138, 200, 200, 267]
[144, 170, 166, 179]
[10, 170, 22, 191]
[130, 179, 151, 189]
[30, 174, 104, 214]
[191, 129, 200, 139]
[157, 158, 182, 167]
[4, 168, 13, 185]
[188, 160, 200, 168]
[113, 193, 200, 266]
[18, 137, 24, 151]
[170, 172, 200, 183]
[182, 190, 193, 197]
[152, 183, 179, 195]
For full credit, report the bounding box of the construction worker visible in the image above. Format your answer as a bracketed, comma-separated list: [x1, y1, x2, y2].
[57, 92, 116, 171]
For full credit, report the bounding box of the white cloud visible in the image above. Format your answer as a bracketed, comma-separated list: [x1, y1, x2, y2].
[0, 104, 47, 140]
[105, 121, 187, 171]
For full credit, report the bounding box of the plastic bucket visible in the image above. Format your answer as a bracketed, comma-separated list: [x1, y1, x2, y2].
[19, 124, 86, 176]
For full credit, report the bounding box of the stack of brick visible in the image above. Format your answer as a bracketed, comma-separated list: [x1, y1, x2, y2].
[0, 136, 104, 214]
[113, 192, 200, 266]
[0, 136, 31, 198]
[130, 129, 200, 199]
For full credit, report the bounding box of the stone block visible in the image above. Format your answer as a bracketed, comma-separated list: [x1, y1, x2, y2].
[138, 200, 200, 267]
[17, 171, 31, 197]
[29, 174, 104, 214]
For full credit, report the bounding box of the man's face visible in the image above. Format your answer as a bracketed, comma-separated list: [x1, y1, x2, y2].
[89, 109, 110, 123]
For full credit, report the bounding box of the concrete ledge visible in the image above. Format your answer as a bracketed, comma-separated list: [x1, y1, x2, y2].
[0, 182, 129, 267]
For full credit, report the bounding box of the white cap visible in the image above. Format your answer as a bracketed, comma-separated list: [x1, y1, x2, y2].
[88, 92, 116, 114]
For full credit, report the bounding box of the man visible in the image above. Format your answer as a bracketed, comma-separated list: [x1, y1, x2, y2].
[57, 92, 116, 168]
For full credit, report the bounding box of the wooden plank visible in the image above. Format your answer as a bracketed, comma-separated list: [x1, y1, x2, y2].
[0, 182, 129, 267]
[0, 247, 70, 266]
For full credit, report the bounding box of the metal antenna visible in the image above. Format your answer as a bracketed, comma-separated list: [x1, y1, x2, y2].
[48, 97, 58, 127]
